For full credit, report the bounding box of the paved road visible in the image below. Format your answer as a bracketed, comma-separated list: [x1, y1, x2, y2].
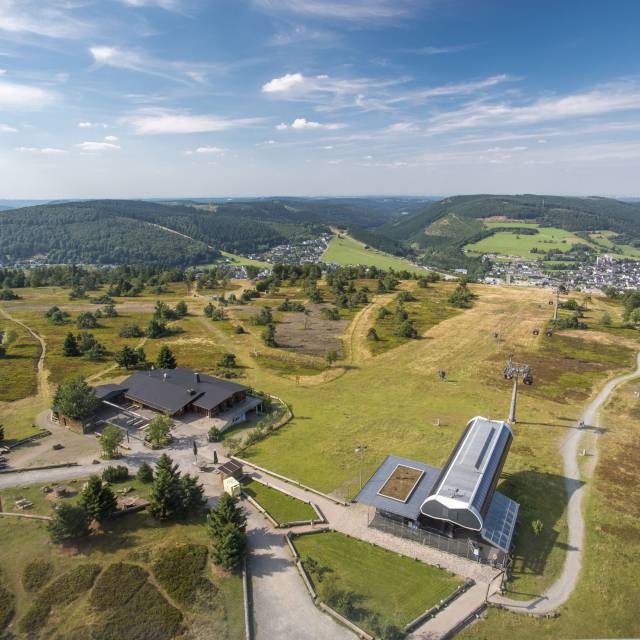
[493, 352, 640, 614]
[247, 509, 355, 640]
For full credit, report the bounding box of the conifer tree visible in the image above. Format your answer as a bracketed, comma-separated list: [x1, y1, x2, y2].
[63, 332, 80, 357]
[156, 345, 177, 369]
[80, 475, 117, 521]
[149, 454, 182, 519]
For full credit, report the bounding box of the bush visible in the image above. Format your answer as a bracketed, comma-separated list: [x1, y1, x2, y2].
[152, 544, 216, 606]
[118, 324, 144, 338]
[102, 465, 129, 483]
[91, 582, 183, 640]
[20, 564, 101, 634]
[207, 427, 222, 443]
[136, 462, 154, 483]
[90, 562, 149, 611]
[22, 559, 54, 592]
[0, 571, 15, 634]
[320, 307, 341, 321]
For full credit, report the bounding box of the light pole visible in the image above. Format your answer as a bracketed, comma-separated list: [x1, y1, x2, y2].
[355, 444, 368, 492]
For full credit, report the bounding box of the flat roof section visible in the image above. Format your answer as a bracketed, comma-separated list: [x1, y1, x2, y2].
[377, 464, 425, 503]
[356, 455, 440, 521]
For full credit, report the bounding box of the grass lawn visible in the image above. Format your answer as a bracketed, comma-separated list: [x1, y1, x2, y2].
[369, 282, 460, 355]
[588, 230, 640, 259]
[219, 251, 272, 269]
[0, 478, 244, 640]
[294, 531, 462, 635]
[465, 223, 589, 259]
[460, 376, 640, 639]
[242, 479, 316, 524]
[0, 320, 39, 402]
[323, 235, 425, 275]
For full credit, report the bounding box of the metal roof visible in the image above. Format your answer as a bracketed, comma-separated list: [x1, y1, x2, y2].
[355, 455, 440, 520]
[121, 368, 248, 415]
[94, 383, 127, 400]
[421, 416, 513, 520]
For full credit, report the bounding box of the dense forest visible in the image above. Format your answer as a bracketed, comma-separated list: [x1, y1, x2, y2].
[0, 198, 420, 267]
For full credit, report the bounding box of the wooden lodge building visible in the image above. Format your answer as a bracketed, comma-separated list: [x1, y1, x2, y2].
[95, 368, 252, 418]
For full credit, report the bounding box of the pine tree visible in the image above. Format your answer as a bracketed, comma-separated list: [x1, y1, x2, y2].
[47, 503, 90, 543]
[207, 493, 247, 535]
[156, 345, 177, 369]
[149, 454, 182, 519]
[81, 475, 117, 521]
[210, 522, 247, 571]
[63, 332, 80, 357]
[180, 473, 205, 514]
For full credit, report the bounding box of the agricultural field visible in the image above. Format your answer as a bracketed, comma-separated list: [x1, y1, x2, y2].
[465, 222, 589, 259]
[241, 479, 316, 524]
[588, 230, 640, 258]
[294, 530, 462, 635]
[323, 234, 425, 274]
[0, 479, 244, 640]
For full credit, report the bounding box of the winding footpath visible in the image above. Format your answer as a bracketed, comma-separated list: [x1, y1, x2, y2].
[493, 352, 640, 615]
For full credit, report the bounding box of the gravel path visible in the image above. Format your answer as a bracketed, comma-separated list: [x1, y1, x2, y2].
[493, 352, 640, 614]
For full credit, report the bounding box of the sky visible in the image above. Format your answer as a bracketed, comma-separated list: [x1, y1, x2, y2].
[1, 0, 640, 198]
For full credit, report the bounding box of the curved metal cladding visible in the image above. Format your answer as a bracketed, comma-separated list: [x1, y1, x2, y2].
[420, 417, 513, 532]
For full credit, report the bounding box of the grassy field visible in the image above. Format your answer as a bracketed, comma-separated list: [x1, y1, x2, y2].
[323, 235, 426, 274]
[369, 283, 460, 355]
[588, 230, 640, 259]
[217, 251, 272, 269]
[242, 479, 316, 524]
[0, 479, 244, 640]
[465, 222, 588, 259]
[295, 531, 462, 635]
[2, 279, 639, 611]
[0, 320, 39, 402]
[461, 376, 640, 639]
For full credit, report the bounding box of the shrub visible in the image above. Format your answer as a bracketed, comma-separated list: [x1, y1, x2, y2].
[320, 307, 341, 321]
[0, 571, 15, 634]
[90, 562, 148, 611]
[20, 564, 101, 634]
[22, 559, 54, 592]
[101, 425, 124, 459]
[118, 324, 144, 338]
[136, 462, 154, 483]
[102, 465, 129, 483]
[152, 544, 216, 606]
[91, 582, 183, 640]
[207, 427, 222, 443]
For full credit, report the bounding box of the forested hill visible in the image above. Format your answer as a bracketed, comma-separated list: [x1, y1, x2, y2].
[380, 194, 640, 247]
[0, 197, 422, 266]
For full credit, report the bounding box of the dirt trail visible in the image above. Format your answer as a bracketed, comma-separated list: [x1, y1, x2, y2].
[0, 305, 50, 399]
[343, 292, 396, 364]
[493, 352, 640, 614]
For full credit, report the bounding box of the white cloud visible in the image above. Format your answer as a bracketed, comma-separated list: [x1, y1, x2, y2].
[90, 46, 216, 84]
[253, 0, 412, 22]
[118, 0, 181, 9]
[125, 109, 263, 135]
[289, 117, 346, 130]
[428, 80, 640, 134]
[104, 135, 119, 142]
[76, 141, 121, 152]
[262, 73, 306, 93]
[16, 146, 66, 154]
[276, 122, 289, 130]
[0, 0, 89, 39]
[385, 121, 419, 134]
[78, 121, 109, 129]
[413, 44, 477, 55]
[185, 145, 226, 156]
[0, 122, 17, 132]
[0, 80, 54, 110]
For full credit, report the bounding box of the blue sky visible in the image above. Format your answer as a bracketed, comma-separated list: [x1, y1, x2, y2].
[1, 0, 640, 198]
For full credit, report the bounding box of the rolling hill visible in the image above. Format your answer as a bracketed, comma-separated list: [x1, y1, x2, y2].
[0, 197, 419, 267]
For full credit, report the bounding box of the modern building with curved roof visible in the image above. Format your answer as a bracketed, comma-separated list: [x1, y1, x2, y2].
[420, 417, 513, 532]
[356, 416, 519, 566]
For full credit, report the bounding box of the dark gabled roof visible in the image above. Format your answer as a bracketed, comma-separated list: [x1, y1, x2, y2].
[121, 368, 248, 415]
[355, 455, 440, 521]
[94, 383, 127, 401]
